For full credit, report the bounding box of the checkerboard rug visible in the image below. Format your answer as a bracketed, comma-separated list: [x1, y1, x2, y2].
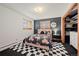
[9, 42, 69, 56]
[52, 42, 69, 56]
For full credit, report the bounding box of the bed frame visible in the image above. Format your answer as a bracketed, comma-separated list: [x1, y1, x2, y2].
[25, 42, 49, 50]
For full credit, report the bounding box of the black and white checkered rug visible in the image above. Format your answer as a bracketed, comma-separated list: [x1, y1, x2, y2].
[9, 42, 69, 56]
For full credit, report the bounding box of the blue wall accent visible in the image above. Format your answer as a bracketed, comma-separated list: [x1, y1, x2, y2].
[50, 17, 61, 36]
[34, 17, 61, 36]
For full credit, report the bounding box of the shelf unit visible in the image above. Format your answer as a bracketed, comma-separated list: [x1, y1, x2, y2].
[65, 9, 77, 31]
[61, 3, 79, 55]
[65, 9, 77, 44]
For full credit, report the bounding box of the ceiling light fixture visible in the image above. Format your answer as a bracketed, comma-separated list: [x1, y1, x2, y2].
[34, 7, 43, 13]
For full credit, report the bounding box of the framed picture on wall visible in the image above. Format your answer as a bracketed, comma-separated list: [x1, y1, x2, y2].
[51, 22, 57, 28]
[22, 19, 32, 30]
[40, 20, 50, 29]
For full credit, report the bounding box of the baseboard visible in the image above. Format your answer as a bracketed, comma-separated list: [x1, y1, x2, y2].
[0, 40, 23, 52]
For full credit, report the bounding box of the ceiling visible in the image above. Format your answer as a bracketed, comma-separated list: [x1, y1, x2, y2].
[0, 3, 71, 20]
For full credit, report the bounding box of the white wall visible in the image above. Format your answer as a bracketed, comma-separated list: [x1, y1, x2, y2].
[0, 5, 34, 50]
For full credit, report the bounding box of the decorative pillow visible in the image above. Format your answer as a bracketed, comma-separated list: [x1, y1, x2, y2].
[35, 36, 40, 40]
[29, 35, 38, 44]
[32, 38, 37, 44]
[38, 37, 43, 44]
[42, 39, 49, 44]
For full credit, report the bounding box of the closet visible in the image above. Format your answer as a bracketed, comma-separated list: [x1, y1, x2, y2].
[61, 3, 79, 55]
[65, 7, 78, 45]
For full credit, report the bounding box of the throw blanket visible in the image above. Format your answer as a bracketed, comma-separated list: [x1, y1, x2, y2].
[26, 34, 50, 45]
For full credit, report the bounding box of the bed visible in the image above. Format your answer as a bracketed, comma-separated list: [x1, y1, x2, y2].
[23, 34, 52, 50]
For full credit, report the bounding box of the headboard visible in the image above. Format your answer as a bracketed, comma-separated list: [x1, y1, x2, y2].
[38, 29, 52, 34]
